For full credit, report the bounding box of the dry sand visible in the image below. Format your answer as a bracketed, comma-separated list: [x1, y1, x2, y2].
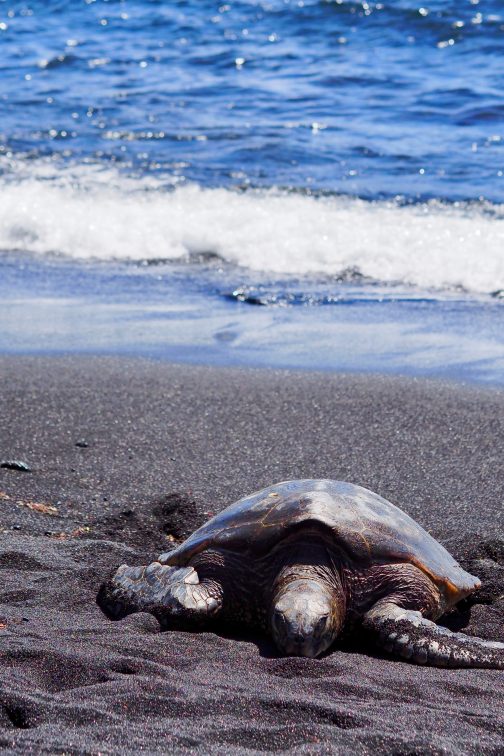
[0, 356, 503, 754]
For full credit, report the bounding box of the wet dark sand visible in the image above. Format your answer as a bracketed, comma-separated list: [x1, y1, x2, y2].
[0, 356, 503, 754]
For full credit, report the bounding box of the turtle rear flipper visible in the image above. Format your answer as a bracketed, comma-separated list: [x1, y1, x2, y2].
[97, 562, 223, 628]
[363, 601, 504, 669]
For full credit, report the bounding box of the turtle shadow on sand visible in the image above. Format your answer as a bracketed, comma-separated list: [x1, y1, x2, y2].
[97, 592, 279, 658]
[209, 593, 503, 663]
[97, 600, 378, 663]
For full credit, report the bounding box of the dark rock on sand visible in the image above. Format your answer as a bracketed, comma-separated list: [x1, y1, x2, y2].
[0, 460, 32, 473]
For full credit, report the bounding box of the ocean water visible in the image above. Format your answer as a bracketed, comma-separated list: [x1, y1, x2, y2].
[1, 0, 504, 381]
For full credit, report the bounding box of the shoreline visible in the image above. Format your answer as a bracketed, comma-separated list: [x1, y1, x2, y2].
[1, 356, 503, 753]
[2, 252, 504, 388]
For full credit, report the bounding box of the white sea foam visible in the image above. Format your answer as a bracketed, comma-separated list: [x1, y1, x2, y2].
[1, 159, 504, 293]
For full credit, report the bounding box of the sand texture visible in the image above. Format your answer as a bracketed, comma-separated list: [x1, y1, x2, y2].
[0, 356, 503, 754]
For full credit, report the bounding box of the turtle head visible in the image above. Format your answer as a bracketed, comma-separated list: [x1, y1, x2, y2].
[270, 578, 343, 659]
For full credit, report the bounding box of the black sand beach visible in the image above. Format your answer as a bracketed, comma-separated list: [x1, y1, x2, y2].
[0, 356, 503, 754]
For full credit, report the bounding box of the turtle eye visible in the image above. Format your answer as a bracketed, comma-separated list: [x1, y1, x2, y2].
[315, 615, 329, 635]
[273, 609, 286, 627]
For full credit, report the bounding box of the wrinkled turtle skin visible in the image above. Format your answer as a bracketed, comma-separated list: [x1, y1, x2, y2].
[98, 480, 504, 668]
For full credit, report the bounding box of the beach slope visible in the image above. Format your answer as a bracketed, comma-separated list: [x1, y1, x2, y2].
[0, 357, 503, 753]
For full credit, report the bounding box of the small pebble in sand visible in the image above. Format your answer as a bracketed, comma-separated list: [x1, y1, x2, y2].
[1, 460, 32, 472]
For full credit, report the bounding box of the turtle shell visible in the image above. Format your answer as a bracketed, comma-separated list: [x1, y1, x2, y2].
[160, 480, 479, 601]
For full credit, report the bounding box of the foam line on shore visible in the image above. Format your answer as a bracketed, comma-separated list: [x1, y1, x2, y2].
[1, 158, 504, 293]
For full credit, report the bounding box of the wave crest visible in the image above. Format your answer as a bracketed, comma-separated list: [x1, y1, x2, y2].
[1, 160, 504, 294]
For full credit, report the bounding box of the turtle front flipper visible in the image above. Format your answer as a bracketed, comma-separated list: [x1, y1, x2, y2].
[363, 601, 504, 669]
[97, 562, 223, 629]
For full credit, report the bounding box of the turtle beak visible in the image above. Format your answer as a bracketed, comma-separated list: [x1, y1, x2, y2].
[288, 635, 320, 658]
[271, 607, 332, 658]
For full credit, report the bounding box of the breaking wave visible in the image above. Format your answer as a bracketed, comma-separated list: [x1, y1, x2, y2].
[1, 159, 504, 294]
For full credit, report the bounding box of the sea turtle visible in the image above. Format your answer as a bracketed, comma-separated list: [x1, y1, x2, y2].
[98, 480, 504, 668]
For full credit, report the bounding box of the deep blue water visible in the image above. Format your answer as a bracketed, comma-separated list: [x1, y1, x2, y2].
[1, 0, 504, 381]
[2, 0, 504, 200]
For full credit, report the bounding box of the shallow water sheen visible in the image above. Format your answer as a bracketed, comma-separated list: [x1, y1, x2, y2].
[2, 253, 504, 385]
